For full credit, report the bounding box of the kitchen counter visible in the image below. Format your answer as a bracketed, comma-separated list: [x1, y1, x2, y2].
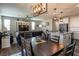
[49, 32, 72, 47]
[2, 36, 10, 48]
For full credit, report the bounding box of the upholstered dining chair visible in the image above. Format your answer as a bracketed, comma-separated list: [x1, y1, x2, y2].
[20, 36, 27, 56]
[20, 35, 33, 56]
[20, 31, 34, 56]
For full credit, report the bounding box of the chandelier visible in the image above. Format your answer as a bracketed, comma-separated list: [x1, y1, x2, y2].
[52, 8, 63, 22]
[32, 3, 47, 16]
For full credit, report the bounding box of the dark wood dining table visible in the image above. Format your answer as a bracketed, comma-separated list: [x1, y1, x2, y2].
[31, 37, 64, 56]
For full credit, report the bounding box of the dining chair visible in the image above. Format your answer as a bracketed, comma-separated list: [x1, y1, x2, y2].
[71, 32, 74, 44]
[41, 31, 49, 41]
[30, 41, 35, 56]
[20, 36, 28, 56]
[21, 31, 34, 56]
[24, 31, 32, 39]
[64, 41, 76, 56]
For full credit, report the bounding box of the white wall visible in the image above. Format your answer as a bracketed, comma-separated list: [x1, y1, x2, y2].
[62, 15, 79, 40]
[69, 15, 79, 31]
[40, 18, 67, 32]
[52, 17, 69, 31]
[35, 21, 42, 30]
[41, 19, 53, 31]
[69, 15, 79, 40]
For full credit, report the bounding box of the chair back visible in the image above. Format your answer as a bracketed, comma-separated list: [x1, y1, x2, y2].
[20, 34, 33, 56]
[64, 41, 76, 56]
[24, 31, 32, 39]
[71, 32, 74, 44]
[20, 36, 28, 56]
[16, 33, 22, 46]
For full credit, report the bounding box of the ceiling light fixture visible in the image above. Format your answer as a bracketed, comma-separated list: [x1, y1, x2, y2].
[32, 3, 47, 16]
[52, 8, 63, 22]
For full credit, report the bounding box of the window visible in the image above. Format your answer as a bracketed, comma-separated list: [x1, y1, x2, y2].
[4, 19, 10, 31]
[32, 22, 35, 30]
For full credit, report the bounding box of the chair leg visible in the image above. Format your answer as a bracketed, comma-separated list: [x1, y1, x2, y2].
[24, 44, 27, 56]
[30, 42, 34, 56]
[21, 45, 24, 56]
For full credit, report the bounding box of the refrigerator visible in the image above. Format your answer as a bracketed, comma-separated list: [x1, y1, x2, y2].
[59, 24, 68, 33]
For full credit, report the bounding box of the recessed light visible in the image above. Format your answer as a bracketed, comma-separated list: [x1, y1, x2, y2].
[76, 4, 79, 7]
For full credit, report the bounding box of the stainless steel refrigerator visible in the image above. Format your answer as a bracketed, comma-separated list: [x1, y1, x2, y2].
[59, 24, 68, 33]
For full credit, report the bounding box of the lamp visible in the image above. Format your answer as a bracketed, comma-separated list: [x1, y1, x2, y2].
[59, 11, 63, 22]
[52, 8, 63, 22]
[32, 3, 47, 16]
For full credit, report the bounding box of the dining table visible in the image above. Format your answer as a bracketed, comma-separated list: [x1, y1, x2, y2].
[30, 37, 64, 56]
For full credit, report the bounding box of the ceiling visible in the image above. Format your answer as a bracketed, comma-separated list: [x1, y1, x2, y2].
[0, 3, 79, 20]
